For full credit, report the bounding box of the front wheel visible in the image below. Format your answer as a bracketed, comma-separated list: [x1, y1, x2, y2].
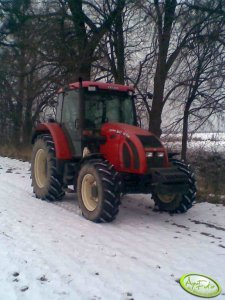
[152, 159, 196, 213]
[31, 134, 65, 201]
[77, 159, 121, 222]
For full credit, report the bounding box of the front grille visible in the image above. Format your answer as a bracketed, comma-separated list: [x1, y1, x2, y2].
[147, 156, 164, 169]
[137, 135, 162, 148]
[126, 138, 140, 169]
[123, 143, 131, 168]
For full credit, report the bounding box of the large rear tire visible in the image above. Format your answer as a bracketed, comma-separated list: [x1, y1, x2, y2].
[152, 159, 196, 213]
[31, 134, 65, 201]
[77, 159, 121, 222]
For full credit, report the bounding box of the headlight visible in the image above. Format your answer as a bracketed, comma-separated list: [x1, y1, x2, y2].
[156, 152, 164, 157]
[146, 152, 153, 158]
[88, 86, 96, 91]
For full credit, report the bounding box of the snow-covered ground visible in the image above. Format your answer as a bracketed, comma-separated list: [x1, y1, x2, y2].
[163, 132, 225, 153]
[0, 156, 225, 300]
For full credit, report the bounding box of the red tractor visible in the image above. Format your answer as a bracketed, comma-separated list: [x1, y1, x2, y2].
[31, 80, 196, 222]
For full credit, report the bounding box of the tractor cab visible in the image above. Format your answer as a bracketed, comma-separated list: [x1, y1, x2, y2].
[55, 81, 136, 156]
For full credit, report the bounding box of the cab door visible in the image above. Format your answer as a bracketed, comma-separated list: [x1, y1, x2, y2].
[56, 90, 82, 157]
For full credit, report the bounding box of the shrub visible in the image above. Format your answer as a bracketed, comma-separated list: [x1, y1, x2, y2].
[189, 150, 225, 204]
[0, 144, 32, 162]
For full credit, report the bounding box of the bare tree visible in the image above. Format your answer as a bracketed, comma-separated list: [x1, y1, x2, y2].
[0, 0, 60, 145]
[163, 33, 225, 160]
[135, 0, 225, 136]
[38, 0, 126, 82]
[182, 45, 224, 160]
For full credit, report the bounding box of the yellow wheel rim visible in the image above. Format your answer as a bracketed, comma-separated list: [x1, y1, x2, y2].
[81, 174, 99, 211]
[34, 149, 48, 188]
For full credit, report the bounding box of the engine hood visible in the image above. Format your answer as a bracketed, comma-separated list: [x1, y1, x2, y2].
[101, 122, 154, 138]
[100, 123, 168, 174]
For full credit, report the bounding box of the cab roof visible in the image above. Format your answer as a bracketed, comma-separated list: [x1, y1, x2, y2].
[58, 81, 135, 93]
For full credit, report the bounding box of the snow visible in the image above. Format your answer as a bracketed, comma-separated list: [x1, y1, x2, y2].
[0, 156, 225, 300]
[163, 132, 225, 153]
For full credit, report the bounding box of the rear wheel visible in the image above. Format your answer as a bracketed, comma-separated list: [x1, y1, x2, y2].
[77, 159, 121, 222]
[152, 159, 196, 213]
[31, 134, 65, 201]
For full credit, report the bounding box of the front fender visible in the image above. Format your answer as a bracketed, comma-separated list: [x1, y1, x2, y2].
[32, 123, 72, 160]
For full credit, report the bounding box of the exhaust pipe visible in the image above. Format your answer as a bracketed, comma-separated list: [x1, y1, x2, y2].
[78, 77, 85, 137]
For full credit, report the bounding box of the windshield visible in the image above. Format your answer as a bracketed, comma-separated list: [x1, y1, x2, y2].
[84, 90, 135, 129]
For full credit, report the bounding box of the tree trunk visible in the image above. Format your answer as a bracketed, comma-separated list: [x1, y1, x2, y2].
[21, 99, 33, 146]
[12, 102, 23, 146]
[114, 3, 125, 84]
[13, 72, 25, 146]
[66, 62, 92, 82]
[181, 100, 192, 161]
[148, 0, 177, 137]
[181, 108, 189, 162]
[148, 64, 166, 136]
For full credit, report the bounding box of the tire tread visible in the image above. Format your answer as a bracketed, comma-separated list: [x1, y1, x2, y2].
[31, 134, 64, 201]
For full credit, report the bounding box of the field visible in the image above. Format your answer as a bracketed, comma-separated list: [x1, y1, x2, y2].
[163, 132, 225, 153]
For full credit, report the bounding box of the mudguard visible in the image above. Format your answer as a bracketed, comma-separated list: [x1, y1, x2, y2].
[32, 123, 72, 160]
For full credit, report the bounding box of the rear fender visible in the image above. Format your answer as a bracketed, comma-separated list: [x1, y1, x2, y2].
[32, 123, 72, 160]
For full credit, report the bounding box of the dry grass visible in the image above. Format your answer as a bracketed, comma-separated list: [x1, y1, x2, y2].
[0, 144, 32, 162]
[196, 191, 225, 205]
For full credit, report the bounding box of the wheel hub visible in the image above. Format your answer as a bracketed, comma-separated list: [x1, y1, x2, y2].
[91, 185, 98, 198]
[34, 149, 48, 188]
[157, 193, 177, 203]
[81, 174, 99, 211]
